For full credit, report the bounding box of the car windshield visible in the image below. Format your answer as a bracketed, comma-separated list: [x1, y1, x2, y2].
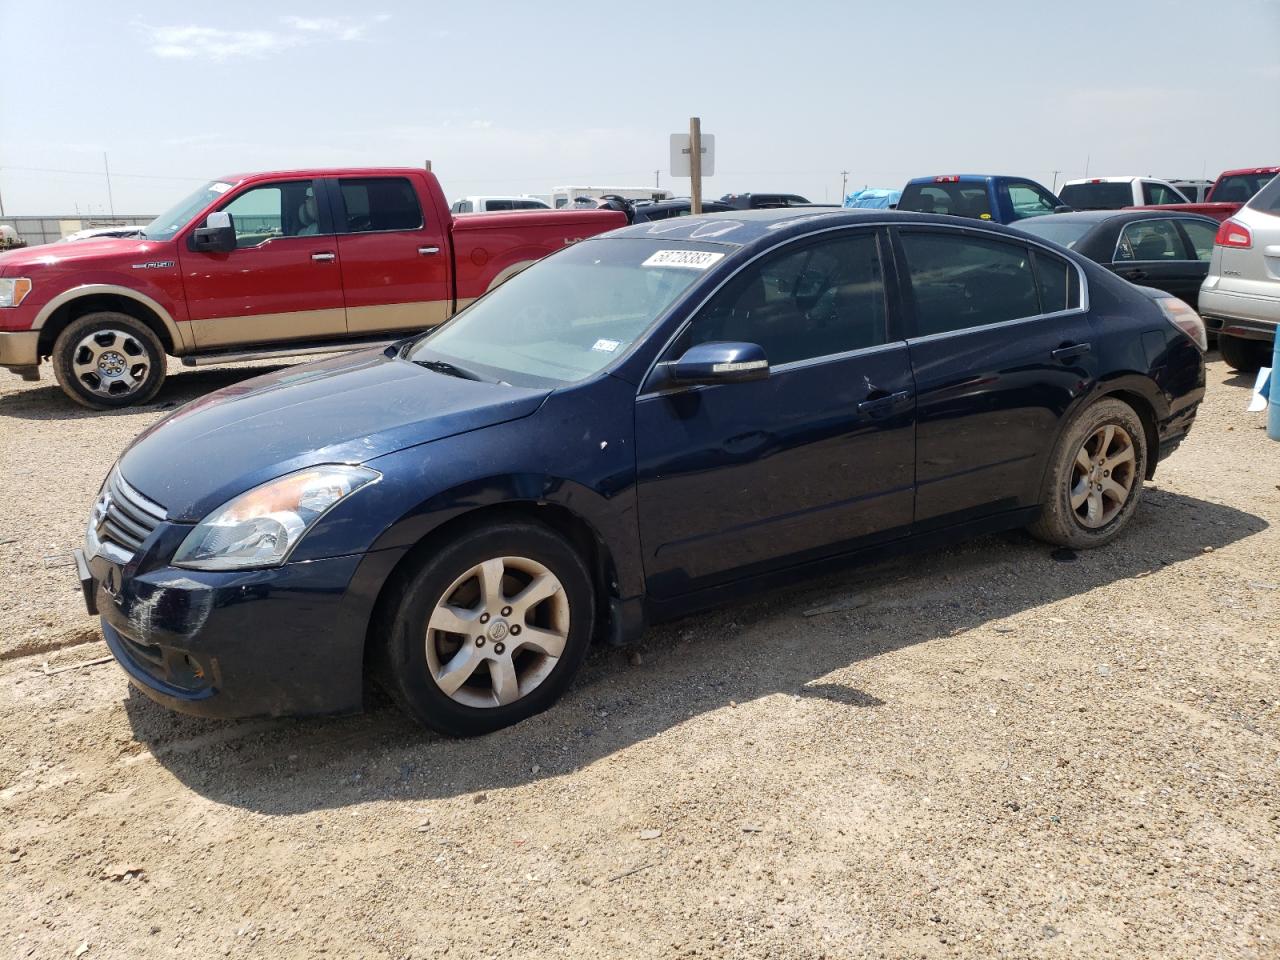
[1211, 173, 1276, 203]
[141, 181, 233, 240]
[1014, 218, 1095, 250]
[1059, 182, 1132, 210]
[406, 238, 726, 387]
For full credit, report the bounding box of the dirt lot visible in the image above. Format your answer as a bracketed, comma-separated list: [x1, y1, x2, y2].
[1, 356, 1277, 959]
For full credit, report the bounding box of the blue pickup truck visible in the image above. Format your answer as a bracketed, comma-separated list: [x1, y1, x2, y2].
[897, 174, 1066, 224]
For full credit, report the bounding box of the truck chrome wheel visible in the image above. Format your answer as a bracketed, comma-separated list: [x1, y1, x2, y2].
[71, 328, 151, 399]
[424, 556, 569, 709]
[1070, 424, 1136, 529]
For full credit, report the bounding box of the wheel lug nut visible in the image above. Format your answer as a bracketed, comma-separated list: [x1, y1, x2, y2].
[510, 625, 521, 636]
[476, 637, 486, 647]
[501, 606, 512, 617]
[494, 642, 505, 655]
[479, 613, 490, 624]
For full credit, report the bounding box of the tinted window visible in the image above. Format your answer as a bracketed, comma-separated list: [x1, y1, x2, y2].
[1014, 218, 1094, 250]
[1179, 220, 1216, 261]
[685, 232, 886, 365]
[901, 232, 1039, 335]
[1032, 249, 1080, 313]
[485, 199, 514, 211]
[1059, 182, 1133, 210]
[1004, 182, 1059, 221]
[220, 180, 319, 248]
[898, 182, 992, 220]
[1212, 173, 1275, 203]
[512, 200, 549, 210]
[1116, 220, 1186, 261]
[338, 177, 423, 232]
[1143, 182, 1186, 205]
[1247, 175, 1280, 213]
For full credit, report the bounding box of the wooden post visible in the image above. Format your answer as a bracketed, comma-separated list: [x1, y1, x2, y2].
[689, 117, 702, 215]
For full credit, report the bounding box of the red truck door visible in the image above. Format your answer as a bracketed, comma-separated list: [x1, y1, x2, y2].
[180, 178, 347, 348]
[327, 175, 452, 335]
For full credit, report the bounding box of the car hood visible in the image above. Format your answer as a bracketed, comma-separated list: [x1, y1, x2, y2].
[0, 236, 157, 270]
[119, 347, 551, 521]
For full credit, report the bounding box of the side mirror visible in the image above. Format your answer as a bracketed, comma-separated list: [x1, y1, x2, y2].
[190, 210, 236, 253]
[1053, 205, 1074, 214]
[664, 341, 769, 387]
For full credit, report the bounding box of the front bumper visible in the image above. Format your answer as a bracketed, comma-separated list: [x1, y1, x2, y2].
[1199, 286, 1280, 341]
[80, 542, 398, 719]
[0, 330, 40, 375]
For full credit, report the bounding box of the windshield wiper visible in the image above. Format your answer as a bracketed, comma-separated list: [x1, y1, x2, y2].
[413, 358, 483, 381]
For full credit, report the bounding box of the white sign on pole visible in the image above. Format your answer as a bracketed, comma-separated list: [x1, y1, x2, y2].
[669, 133, 715, 177]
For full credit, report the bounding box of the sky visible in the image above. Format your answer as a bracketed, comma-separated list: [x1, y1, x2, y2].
[1, 0, 1278, 217]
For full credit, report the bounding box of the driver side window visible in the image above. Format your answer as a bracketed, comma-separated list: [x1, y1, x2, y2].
[219, 180, 321, 248]
[680, 231, 888, 367]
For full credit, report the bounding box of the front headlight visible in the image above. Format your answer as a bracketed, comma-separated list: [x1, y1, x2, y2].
[0, 278, 32, 308]
[173, 465, 380, 571]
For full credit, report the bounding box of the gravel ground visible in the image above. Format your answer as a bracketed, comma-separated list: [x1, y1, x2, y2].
[1, 355, 1277, 959]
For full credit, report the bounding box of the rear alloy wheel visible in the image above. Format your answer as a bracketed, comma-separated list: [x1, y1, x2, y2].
[1217, 333, 1270, 373]
[379, 521, 595, 736]
[1029, 398, 1148, 549]
[52, 311, 166, 409]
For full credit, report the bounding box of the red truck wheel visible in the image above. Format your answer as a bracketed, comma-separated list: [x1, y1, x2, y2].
[52, 312, 167, 409]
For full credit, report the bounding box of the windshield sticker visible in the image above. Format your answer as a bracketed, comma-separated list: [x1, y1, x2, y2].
[591, 338, 622, 353]
[641, 249, 725, 270]
[209, 182, 232, 194]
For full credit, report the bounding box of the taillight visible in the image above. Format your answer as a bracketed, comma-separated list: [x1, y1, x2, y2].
[1154, 296, 1207, 352]
[1215, 219, 1252, 248]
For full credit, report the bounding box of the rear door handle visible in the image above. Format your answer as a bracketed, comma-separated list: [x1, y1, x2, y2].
[857, 389, 912, 416]
[311, 252, 336, 262]
[418, 246, 441, 256]
[1051, 342, 1092, 362]
[1119, 268, 1148, 281]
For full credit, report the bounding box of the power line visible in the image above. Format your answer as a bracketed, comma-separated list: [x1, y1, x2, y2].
[0, 164, 204, 183]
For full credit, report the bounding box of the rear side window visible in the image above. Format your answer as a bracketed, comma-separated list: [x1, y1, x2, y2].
[338, 177, 423, 233]
[1179, 220, 1217, 261]
[1003, 182, 1059, 221]
[1247, 175, 1280, 213]
[1143, 182, 1186, 205]
[1214, 173, 1276, 203]
[1059, 182, 1133, 210]
[512, 200, 548, 210]
[1116, 220, 1186, 261]
[1032, 249, 1081, 313]
[485, 199, 515, 211]
[452, 200, 473, 214]
[898, 182, 992, 220]
[901, 232, 1039, 336]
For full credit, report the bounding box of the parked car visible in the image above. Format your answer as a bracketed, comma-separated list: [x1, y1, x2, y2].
[76, 208, 1205, 735]
[0, 168, 624, 408]
[1134, 166, 1279, 224]
[57, 225, 145, 243]
[1167, 179, 1214, 203]
[627, 199, 735, 222]
[1014, 210, 1220, 310]
[1198, 175, 1280, 371]
[896, 175, 1064, 224]
[719, 192, 814, 209]
[844, 188, 901, 209]
[450, 196, 551, 213]
[1059, 177, 1189, 210]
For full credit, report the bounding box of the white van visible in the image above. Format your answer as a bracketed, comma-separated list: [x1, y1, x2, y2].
[549, 186, 672, 209]
[451, 196, 551, 214]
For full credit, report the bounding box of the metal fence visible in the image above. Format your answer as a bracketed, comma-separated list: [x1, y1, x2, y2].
[0, 214, 155, 248]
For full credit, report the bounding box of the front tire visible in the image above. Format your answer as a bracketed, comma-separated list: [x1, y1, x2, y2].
[52, 312, 167, 409]
[1029, 398, 1148, 549]
[378, 520, 596, 736]
[1217, 333, 1270, 373]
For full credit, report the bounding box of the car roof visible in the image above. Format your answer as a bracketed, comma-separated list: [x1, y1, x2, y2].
[1217, 165, 1279, 177]
[1031, 209, 1219, 226]
[906, 174, 1001, 183]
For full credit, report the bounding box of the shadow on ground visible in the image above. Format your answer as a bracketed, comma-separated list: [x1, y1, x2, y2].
[123, 488, 1267, 814]
[0, 365, 293, 421]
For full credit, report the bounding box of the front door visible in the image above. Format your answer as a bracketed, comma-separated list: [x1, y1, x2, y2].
[635, 228, 916, 599]
[895, 227, 1098, 529]
[330, 175, 453, 336]
[180, 178, 347, 349]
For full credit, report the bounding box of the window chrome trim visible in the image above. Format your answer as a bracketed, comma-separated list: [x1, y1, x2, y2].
[903, 306, 1087, 347]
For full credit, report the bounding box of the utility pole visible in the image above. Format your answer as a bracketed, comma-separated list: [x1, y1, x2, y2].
[1051, 170, 1061, 192]
[840, 169, 849, 203]
[689, 116, 702, 215]
[103, 152, 115, 219]
[0, 179, 5, 218]
[654, 169, 659, 189]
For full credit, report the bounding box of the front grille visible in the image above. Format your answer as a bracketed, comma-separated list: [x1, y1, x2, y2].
[94, 468, 167, 559]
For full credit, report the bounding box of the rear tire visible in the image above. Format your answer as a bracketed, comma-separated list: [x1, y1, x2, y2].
[52, 312, 167, 409]
[1217, 333, 1269, 373]
[1029, 398, 1148, 549]
[377, 520, 596, 737]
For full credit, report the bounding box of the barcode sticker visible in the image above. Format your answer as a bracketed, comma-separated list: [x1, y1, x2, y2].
[641, 249, 725, 270]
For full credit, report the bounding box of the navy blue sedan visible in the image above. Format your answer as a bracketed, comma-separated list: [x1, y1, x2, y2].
[78, 210, 1206, 736]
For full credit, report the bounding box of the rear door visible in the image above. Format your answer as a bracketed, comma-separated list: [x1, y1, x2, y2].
[894, 226, 1096, 530]
[1111, 218, 1201, 303]
[330, 175, 451, 336]
[181, 178, 347, 348]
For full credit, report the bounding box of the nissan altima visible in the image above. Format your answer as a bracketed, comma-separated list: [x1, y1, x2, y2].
[77, 209, 1206, 736]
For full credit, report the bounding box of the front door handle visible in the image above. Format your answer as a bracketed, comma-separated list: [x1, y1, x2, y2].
[311, 252, 336, 262]
[857, 389, 912, 416]
[1051, 342, 1092, 362]
[418, 246, 441, 256]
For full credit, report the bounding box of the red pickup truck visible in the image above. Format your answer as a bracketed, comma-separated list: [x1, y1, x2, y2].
[1131, 165, 1279, 224]
[0, 168, 625, 408]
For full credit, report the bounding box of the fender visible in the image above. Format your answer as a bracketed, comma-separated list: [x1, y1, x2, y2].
[32, 283, 192, 353]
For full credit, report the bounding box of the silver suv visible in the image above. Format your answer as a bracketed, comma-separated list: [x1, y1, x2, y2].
[1199, 174, 1280, 370]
